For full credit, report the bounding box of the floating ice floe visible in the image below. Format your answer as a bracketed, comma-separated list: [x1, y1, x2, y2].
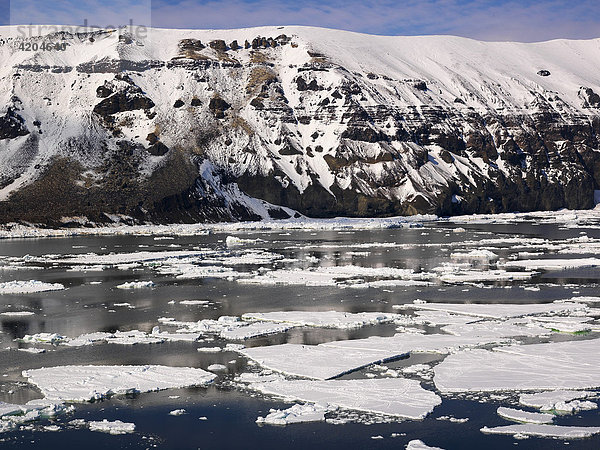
[238, 265, 426, 287]
[159, 315, 294, 341]
[241, 311, 402, 329]
[434, 339, 600, 393]
[528, 316, 595, 334]
[0, 399, 70, 433]
[207, 364, 227, 372]
[0, 215, 433, 241]
[450, 250, 498, 260]
[179, 300, 211, 306]
[1, 311, 35, 316]
[570, 296, 600, 304]
[20, 333, 67, 345]
[116, 281, 155, 289]
[225, 236, 259, 247]
[18, 347, 46, 354]
[241, 333, 505, 380]
[480, 424, 600, 439]
[0, 280, 65, 294]
[519, 390, 597, 413]
[501, 257, 600, 271]
[157, 264, 240, 280]
[32, 329, 192, 347]
[58, 250, 212, 266]
[496, 407, 554, 424]
[22, 365, 216, 402]
[437, 270, 536, 284]
[207, 250, 284, 266]
[406, 440, 445, 450]
[250, 378, 441, 420]
[220, 322, 297, 340]
[397, 301, 585, 319]
[440, 320, 550, 339]
[88, 419, 135, 435]
[196, 346, 223, 353]
[413, 310, 475, 326]
[168, 409, 186, 416]
[256, 403, 327, 426]
[150, 328, 202, 342]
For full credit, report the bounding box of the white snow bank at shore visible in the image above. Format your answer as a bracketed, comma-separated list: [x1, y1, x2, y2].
[0, 215, 434, 240]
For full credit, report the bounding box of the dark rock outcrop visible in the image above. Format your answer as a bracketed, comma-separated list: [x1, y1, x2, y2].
[0, 109, 29, 140]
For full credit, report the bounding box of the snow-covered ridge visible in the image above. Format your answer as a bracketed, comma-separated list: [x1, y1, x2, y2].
[0, 25, 599, 223]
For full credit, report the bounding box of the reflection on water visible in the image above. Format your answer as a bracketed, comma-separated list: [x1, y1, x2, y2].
[0, 220, 598, 449]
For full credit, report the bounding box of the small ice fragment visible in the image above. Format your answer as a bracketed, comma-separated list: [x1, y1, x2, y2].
[1, 311, 35, 317]
[197, 347, 222, 353]
[207, 364, 227, 372]
[116, 281, 155, 289]
[169, 409, 186, 416]
[89, 419, 135, 435]
[406, 440, 444, 450]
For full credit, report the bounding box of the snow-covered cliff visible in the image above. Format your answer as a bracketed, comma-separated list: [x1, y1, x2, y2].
[0, 25, 599, 224]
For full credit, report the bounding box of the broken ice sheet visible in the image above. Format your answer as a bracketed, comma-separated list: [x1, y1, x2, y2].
[250, 378, 441, 420]
[22, 365, 216, 402]
[519, 390, 598, 413]
[480, 424, 600, 439]
[241, 333, 506, 380]
[434, 338, 600, 393]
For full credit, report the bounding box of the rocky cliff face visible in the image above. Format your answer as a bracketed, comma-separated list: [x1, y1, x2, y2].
[0, 26, 599, 225]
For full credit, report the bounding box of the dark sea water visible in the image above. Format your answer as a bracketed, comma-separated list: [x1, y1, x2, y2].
[0, 218, 599, 449]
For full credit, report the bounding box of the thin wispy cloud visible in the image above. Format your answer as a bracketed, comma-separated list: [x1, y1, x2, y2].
[1, 0, 599, 42]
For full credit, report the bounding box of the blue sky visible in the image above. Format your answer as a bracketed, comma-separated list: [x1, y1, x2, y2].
[1, 0, 599, 41]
